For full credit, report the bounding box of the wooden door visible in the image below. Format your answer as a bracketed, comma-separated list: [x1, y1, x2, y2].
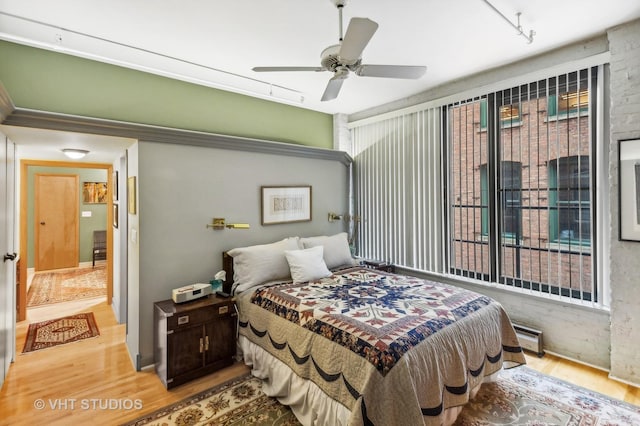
[35, 174, 79, 271]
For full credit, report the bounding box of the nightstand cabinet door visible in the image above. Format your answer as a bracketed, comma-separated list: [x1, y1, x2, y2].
[167, 324, 204, 379]
[204, 314, 236, 366]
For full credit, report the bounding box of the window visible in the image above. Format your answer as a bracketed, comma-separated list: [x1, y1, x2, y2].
[549, 156, 591, 247]
[548, 89, 590, 118]
[448, 68, 597, 301]
[480, 161, 522, 238]
[480, 101, 522, 129]
[500, 161, 522, 238]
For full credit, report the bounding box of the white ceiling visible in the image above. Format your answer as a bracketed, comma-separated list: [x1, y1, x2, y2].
[1, 0, 640, 157]
[0, 125, 135, 163]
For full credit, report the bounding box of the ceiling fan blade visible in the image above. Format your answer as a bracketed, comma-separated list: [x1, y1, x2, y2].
[339, 17, 378, 64]
[252, 66, 325, 72]
[355, 64, 427, 79]
[321, 74, 347, 102]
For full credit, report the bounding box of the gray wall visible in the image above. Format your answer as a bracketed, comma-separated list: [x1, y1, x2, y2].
[350, 19, 640, 385]
[134, 141, 350, 367]
[607, 19, 640, 384]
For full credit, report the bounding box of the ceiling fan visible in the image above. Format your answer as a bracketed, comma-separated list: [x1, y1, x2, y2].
[252, 0, 427, 102]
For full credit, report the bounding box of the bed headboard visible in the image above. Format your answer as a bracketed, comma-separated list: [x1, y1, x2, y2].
[222, 251, 234, 294]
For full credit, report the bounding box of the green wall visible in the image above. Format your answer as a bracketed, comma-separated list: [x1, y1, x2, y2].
[0, 40, 333, 148]
[27, 166, 107, 268]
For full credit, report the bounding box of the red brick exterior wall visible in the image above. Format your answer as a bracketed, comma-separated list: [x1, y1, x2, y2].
[449, 95, 593, 294]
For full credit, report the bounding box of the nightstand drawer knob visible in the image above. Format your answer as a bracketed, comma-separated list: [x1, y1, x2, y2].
[219, 306, 229, 314]
[178, 315, 189, 325]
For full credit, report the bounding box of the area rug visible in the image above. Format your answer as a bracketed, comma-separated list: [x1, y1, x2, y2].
[122, 374, 299, 426]
[27, 265, 107, 307]
[454, 365, 640, 425]
[122, 366, 640, 426]
[22, 312, 100, 353]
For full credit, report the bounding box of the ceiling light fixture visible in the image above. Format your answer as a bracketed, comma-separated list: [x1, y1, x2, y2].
[62, 148, 89, 159]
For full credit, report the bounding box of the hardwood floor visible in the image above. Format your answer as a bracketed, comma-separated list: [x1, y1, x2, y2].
[0, 299, 638, 425]
[0, 299, 249, 426]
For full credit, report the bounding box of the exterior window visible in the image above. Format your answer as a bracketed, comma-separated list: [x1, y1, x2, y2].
[448, 68, 596, 301]
[480, 101, 521, 129]
[500, 105, 521, 127]
[480, 161, 522, 238]
[548, 89, 589, 118]
[549, 156, 591, 246]
[500, 161, 522, 238]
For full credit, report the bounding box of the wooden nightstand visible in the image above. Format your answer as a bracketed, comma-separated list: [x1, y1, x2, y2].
[360, 259, 396, 273]
[154, 294, 237, 389]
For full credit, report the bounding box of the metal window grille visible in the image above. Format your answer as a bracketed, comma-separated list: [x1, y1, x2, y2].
[446, 67, 598, 302]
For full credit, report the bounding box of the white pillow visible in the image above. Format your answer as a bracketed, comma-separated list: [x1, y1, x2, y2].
[285, 246, 332, 284]
[300, 232, 356, 269]
[228, 237, 300, 293]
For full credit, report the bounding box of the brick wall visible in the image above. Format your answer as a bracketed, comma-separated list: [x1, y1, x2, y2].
[450, 92, 593, 294]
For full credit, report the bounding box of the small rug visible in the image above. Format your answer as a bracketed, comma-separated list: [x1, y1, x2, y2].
[22, 312, 100, 353]
[123, 366, 640, 426]
[27, 265, 107, 307]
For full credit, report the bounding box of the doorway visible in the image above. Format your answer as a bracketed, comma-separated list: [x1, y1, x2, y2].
[17, 159, 113, 322]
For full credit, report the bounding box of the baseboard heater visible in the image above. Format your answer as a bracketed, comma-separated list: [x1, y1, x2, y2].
[512, 323, 544, 357]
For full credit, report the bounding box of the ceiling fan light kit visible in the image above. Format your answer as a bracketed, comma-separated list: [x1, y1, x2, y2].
[252, 0, 427, 101]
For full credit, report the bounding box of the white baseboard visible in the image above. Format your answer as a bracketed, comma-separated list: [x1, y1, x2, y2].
[543, 349, 610, 373]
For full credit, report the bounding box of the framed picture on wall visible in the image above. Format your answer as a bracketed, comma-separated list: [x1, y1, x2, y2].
[619, 138, 640, 242]
[112, 170, 118, 201]
[83, 182, 108, 204]
[113, 203, 119, 228]
[128, 176, 137, 214]
[261, 185, 312, 225]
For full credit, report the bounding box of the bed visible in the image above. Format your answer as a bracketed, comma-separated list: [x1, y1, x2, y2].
[223, 233, 525, 426]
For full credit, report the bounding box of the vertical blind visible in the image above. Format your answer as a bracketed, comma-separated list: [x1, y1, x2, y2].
[350, 108, 444, 273]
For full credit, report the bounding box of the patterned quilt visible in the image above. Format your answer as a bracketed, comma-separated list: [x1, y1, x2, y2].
[237, 267, 525, 426]
[250, 268, 494, 376]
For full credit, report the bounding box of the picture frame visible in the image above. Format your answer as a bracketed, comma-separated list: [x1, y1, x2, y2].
[112, 170, 118, 201]
[261, 185, 312, 225]
[128, 176, 137, 214]
[113, 203, 119, 228]
[82, 182, 108, 204]
[619, 138, 640, 242]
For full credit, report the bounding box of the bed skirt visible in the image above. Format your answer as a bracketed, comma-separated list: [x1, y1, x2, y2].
[238, 335, 494, 426]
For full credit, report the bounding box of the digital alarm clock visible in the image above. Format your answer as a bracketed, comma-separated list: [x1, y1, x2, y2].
[171, 283, 212, 304]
